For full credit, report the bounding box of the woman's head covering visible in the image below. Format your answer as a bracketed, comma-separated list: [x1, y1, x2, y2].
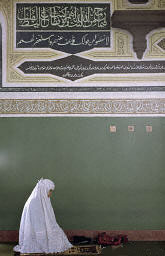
[38, 178, 55, 194]
[28, 178, 55, 200]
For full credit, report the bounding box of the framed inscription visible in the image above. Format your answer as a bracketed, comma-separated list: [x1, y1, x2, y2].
[0, 0, 165, 116]
[16, 3, 111, 54]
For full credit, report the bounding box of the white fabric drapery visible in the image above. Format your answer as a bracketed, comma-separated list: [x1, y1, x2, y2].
[14, 178, 73, 254]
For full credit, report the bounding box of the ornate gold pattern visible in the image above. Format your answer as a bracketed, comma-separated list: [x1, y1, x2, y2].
[0, 99, 164, 115]
[146, 30, 165, 57]
[9, 71, 22, 80]
[82, 30, 133, 60]
[9, 54, 24, 65]
[158, 0, 165, 8]
[157, 38, 165, 50]
[0, 0, 12, 17]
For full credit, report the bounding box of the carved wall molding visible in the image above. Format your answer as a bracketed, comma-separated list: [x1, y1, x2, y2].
[145, 29, 165, 57]
[117, 0, 158, 10]
[0, 99, 164, 115]
[112, 10, 165, 59]
[128, 0, 149, 3]
[158, 0, 165, 8]
[83, 30, 133, 60]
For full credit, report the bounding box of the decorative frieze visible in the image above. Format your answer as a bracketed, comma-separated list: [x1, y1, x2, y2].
[0, 99, 164, 115]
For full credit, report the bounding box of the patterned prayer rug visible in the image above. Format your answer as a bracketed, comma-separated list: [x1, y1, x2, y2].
[13, 245, 102, 256]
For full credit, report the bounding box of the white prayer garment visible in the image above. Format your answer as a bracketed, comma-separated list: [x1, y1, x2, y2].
[14, 178, 73, 254]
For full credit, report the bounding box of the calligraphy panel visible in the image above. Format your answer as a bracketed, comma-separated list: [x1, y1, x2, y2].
[16, 3, 111, 54]
[0, 0, 165, 116]
[16, 3, 110, 30]
[0, 0, 164, 91]
[16, 31, 110, 54]
[19, 56, 165, 81]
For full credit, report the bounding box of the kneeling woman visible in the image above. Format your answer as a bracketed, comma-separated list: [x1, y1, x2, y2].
[14, 178, 73, 254]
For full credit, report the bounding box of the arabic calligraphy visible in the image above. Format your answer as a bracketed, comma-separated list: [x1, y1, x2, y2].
[16, 3, 110, 30]
[16, 32, 110, 53]
[25, 63, 165, 72]
[16, 3, 111, 53]
[18, 55, 165, 81]
[16, 31, 110, 53]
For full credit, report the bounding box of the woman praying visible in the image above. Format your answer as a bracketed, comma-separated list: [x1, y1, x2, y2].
[14, 178, 73, 254]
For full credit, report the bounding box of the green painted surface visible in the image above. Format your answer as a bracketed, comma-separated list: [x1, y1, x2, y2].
[0, 117, 164, 230]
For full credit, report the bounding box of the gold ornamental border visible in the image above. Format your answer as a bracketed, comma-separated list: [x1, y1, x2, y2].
[19, 245, 102, 256]
[0, 98, 164, 115]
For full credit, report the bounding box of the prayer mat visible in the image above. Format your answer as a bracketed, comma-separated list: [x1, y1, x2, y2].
[13, 245, 102, 256]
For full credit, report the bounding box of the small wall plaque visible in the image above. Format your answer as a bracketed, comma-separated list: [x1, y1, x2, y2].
[146, 126, 152, 132]
[128, 126, 135, 132]
[110, 125, 116, 133]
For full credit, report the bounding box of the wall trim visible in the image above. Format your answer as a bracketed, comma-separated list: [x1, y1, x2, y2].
[0, 98, 165, 116]
[1, 230, 165, 242]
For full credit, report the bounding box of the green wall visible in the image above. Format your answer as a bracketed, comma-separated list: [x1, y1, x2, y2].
[0, 117, 165, 230]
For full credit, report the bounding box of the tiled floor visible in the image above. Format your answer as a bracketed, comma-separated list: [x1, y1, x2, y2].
[1, 242, 165, 256]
